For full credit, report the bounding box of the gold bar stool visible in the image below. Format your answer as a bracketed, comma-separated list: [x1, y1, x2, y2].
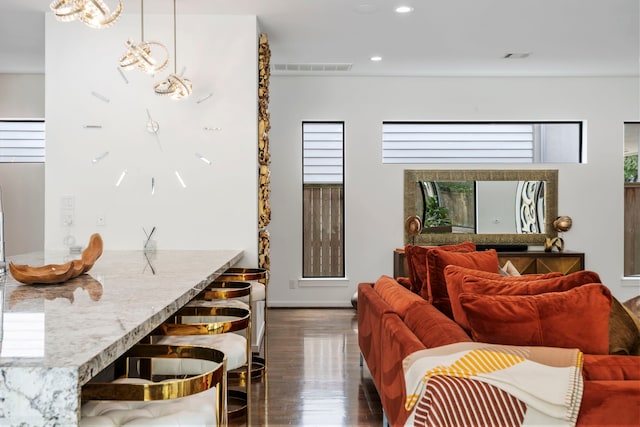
[187, 281, 258, 382]
[214, 268, 268, 377]
[81, 344, 227, 426]
[151, 306, 252, 421]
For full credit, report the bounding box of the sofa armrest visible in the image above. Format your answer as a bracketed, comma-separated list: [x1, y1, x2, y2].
[379, 312, 425, 427]
[358, 282, 394, 385]
[582, 354, 640, 380]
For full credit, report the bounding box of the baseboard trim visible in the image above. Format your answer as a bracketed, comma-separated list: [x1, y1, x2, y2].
[268, 301, 352, 308]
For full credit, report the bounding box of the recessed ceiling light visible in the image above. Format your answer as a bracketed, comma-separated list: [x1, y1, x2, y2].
[370, 56, 382, 62]
[395, 6, 414, 13]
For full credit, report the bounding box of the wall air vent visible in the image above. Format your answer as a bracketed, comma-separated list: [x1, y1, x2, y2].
[273, 63, 353, 72]
[503, 53, 531, 59]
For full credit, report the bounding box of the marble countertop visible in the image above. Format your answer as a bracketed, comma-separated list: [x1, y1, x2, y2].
[0, 249, 243, 425]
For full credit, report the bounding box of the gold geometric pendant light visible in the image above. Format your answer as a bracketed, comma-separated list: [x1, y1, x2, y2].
[154, 0, 192, 100]
[50, 0, 123, 29]
[118, 0, 169, 75]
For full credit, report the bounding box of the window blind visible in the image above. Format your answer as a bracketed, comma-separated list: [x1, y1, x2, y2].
[303, 122, 344, 183]
[0, 120, 45, 163]
[382, 123, 534, 164]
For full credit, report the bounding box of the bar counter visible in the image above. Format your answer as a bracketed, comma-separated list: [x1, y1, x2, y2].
[0, 249, 243, 426]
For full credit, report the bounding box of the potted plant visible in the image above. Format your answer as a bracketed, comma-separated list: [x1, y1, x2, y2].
[423, 196, 453, 233]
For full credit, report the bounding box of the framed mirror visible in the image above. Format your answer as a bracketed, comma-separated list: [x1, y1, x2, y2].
[404, 169, 558, 245]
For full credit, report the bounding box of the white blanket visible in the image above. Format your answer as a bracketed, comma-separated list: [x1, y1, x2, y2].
[403, 342, 584, 427]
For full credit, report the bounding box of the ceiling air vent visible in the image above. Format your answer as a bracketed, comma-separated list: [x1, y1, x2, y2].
[273, 63, 353, 72]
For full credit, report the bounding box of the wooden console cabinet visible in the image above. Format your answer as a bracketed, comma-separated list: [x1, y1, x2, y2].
[393, 249, 584, 278]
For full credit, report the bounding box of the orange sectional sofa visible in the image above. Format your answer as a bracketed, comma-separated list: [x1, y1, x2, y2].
[357, 246, 640, 427]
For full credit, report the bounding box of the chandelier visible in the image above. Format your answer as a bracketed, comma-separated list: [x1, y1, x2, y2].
[50, 0, 123, 29]
[154, 0, 192, 100]
[118, 0, 169, 75]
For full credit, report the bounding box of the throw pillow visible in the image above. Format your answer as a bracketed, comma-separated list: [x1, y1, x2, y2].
[404, 242, 476, 295]
[424, 249, 499, 318]
[444, 265, 563, 331]
[609, 297, 640, 356]
[499, 260, 521, 276]
[459, 283, 612, 354]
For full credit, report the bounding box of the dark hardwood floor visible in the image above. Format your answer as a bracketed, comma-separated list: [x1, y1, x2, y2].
[238, 308, 384, 426]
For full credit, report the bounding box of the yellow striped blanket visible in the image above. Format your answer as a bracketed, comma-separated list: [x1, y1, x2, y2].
[403, 342, 584, 427]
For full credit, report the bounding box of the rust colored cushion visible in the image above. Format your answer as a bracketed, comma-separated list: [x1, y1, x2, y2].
[395, 276, 413, 290]
[461, 270, 602, 296]
[459, 283, 612, 354]
[577, 380, 640, 426]
[404, 242, 476, 295]
[582, 354, 640, 380]
[445, 268, 594, 331]
[404, 302, 473, 349]
[425, 249, 499, 318]
[373, 275, 427, 318]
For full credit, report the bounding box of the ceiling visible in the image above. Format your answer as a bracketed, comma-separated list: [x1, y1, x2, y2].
[0, 0, 638, 77]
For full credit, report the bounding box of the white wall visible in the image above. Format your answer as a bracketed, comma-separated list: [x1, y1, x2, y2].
[269, 76, 640, 306]
[45, 14, 259, 264]
[0, 74, 45, 256]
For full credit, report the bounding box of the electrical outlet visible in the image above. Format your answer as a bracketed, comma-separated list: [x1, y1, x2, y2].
[289, 279, 297, 289]
[62, 213, 74, 226]
[61, 196, 75, 210]
[96, 214, 106, 226]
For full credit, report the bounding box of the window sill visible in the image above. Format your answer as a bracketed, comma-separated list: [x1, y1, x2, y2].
[296, 277, 349, 288]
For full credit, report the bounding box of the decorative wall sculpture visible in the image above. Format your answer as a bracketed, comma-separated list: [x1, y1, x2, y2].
[258, 33, 271, 270]
[259, 229, 271, 270]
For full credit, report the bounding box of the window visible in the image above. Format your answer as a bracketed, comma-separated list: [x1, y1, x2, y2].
[0, 120, 46, 163]
[624, 122, 639, 277]
[302, 122, 344, 278]
[382, 122, 582, 164]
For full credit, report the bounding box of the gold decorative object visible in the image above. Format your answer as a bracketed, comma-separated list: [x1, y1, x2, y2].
[119, 0, 169, 75]
[259, 229, 270, 270]
[258, 164, 271, 228]
[154, 0, 192, 100]
[547, 215, 572, 252]
[553, 215, 573, 232]
[9, 233, 103, 284]
[405, 215, 423, 237]
[50, 0, 123, 29]
[544, 236, 565, 252]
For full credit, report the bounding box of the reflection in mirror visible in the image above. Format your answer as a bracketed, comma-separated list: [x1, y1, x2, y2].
[404, 170, 558, 245]
[417, 180, 547, 235]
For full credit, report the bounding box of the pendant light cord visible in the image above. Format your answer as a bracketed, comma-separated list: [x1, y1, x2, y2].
[140, 0, 144, 41]
[173, 0, 177, 74]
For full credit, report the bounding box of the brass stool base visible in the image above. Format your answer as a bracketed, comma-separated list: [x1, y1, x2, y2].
[228, 389, 247, 419]
[229, 355, 265, 382]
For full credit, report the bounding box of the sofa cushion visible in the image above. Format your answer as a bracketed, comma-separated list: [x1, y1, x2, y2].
[404, 242, 476, 295]
[577, 380, 640, 426]
[373, 275, 427, 318]
[425, 249, 499, 318]
[461, 270, 602, 296]
[445, 268, 593, 331]
[459, 283, 612, 354]
[582, 354, 640, 380]
[404, 302, 472, 349]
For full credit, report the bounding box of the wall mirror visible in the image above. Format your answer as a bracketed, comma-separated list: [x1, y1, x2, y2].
[404, 169, 558, 246]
